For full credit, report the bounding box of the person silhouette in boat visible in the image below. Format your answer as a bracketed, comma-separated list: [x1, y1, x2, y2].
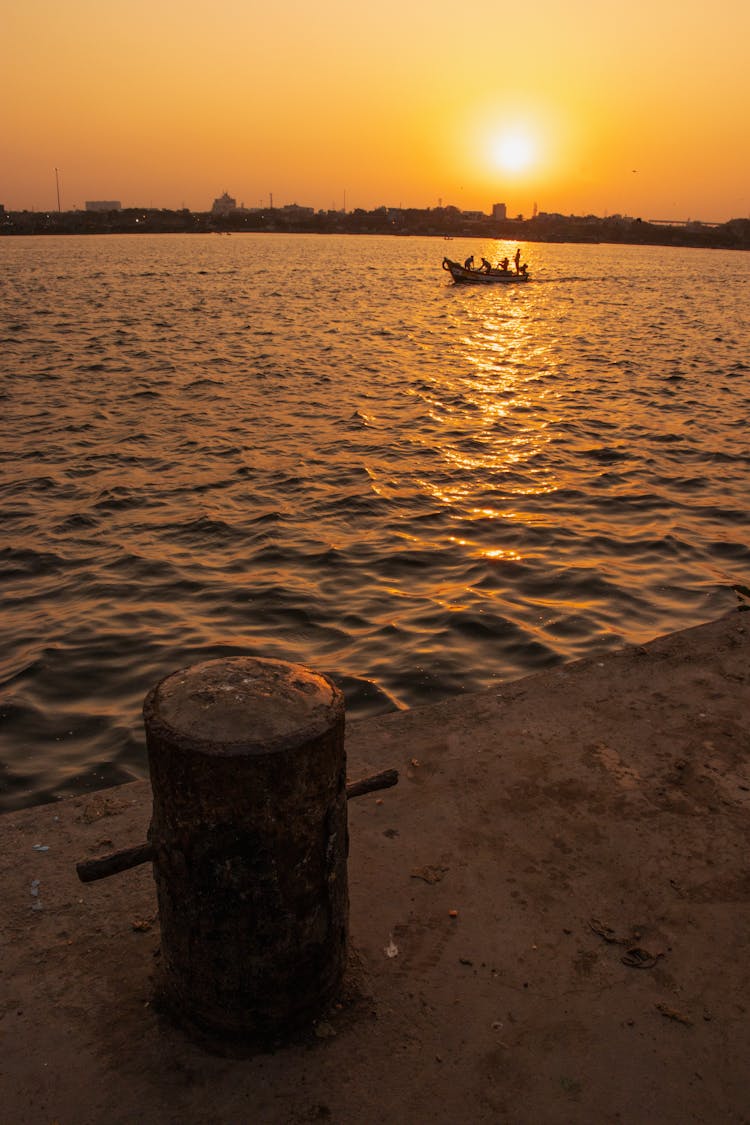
[498, 257, 510, 272]
[480, 257, 493, 273]
[514, 247, 522, 273]
[464, 255, 475, 270]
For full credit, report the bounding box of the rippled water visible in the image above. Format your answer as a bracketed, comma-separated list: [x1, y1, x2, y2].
[1, 233, 749, 809]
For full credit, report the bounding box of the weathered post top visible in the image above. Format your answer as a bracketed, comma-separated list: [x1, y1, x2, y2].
[144, 655, 343, 754]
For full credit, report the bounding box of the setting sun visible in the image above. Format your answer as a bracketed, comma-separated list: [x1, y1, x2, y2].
[491, 130, 537, 174]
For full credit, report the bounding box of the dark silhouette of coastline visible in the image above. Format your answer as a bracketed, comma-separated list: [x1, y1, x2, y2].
[1, 204, 748, 250]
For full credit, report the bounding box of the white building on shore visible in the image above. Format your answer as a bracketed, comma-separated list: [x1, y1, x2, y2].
[211, 192, 237, 215]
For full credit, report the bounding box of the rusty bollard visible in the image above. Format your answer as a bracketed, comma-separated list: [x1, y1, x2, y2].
[142, 656, 348, 1046]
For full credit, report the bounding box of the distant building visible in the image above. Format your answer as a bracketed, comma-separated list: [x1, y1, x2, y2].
[492, 202, 507, 221]
[85, 200, 121, 212]
[462, 209, 486, 220]
[280, 203, 315, 217]
[211, 192, 237, 215]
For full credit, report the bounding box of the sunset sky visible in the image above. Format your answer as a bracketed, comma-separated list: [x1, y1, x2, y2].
[3, 0, 749, 221]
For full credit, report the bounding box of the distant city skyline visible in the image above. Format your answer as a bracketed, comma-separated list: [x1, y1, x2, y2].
[2, 191, 742, 228]
[2, 0, 749, 223]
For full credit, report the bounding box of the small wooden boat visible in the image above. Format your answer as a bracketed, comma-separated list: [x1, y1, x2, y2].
[442, 257, 530, 284]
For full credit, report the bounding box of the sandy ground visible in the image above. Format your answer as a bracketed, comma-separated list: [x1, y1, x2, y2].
[2, 611, 750, 1125]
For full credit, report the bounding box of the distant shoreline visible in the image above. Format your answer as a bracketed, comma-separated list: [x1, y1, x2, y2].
[2, 207, 748, 251]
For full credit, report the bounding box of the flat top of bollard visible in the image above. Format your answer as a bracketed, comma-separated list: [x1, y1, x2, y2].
[145, 657, 343, 753]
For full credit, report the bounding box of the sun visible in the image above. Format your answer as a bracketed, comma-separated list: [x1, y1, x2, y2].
[490, 130, 537, 174]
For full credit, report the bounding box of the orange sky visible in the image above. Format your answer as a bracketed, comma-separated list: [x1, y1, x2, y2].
[2, 0, 749, 221]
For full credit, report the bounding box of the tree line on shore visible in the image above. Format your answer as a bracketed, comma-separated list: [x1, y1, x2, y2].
[2, 205, 748, 250]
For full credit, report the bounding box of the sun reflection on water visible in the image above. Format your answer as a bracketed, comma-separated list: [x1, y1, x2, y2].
[449, 537, 525, 562]
[419, 292, 562, 565]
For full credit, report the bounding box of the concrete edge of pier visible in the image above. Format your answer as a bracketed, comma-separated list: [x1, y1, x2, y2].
[2, 610, 749, 1124]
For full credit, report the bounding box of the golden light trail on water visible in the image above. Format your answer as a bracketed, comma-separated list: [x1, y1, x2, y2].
[418, 285, 564, 565]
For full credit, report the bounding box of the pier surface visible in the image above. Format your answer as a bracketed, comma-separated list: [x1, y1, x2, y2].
[2, 612, 749, 1124]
